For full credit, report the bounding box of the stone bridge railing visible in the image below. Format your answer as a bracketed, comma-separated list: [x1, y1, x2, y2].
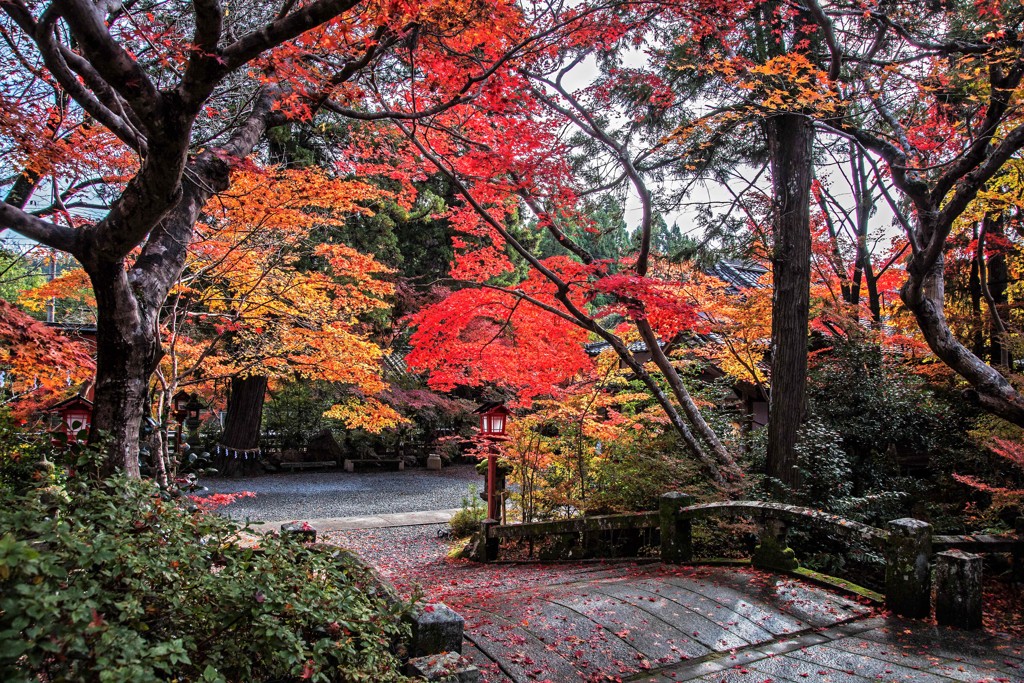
[475, 493, 1024, 625]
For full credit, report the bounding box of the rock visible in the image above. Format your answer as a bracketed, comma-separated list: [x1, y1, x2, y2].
[405, 652, 479, 682]
[280, 521, 317, 543]
[306, 429, 344, 463]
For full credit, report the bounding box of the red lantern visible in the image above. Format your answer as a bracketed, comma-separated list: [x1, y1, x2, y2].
[476, 403, 510, 438]
[473, 402, 511, 522]
[48, 395, 93, 443]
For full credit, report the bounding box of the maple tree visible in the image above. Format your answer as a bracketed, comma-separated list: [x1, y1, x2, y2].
[390, 0, 774, 487]
[0, 298, 94, 417]
[808, 0, 1024, 425]
[147, 164, 400, 480]
[0, 0, 539, 476]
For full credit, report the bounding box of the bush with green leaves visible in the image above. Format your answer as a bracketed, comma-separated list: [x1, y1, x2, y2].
[447, 484, 486, 538]
[0, 462, 413, 682]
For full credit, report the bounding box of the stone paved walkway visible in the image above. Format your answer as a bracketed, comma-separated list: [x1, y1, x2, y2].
[322, 525, 1022, 683]
[440, 564, 1022, 683]
[202, 464, 478, 521]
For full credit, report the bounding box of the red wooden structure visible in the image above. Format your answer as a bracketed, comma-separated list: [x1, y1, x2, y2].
[48, 395, 93, 443]
[474, 402, 510, 521]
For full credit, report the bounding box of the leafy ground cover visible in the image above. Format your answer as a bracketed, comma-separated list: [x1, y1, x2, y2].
[0, 462, 413, 683]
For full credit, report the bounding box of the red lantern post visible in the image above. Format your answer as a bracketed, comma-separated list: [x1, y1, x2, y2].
[474, 403, 510, 521]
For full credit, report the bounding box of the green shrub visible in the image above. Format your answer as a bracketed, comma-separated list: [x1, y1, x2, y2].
[447, 484, 485, 538]
[0, 463, 412, 683]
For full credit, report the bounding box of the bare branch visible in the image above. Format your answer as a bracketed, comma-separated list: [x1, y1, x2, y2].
[0, 202, 79, 253]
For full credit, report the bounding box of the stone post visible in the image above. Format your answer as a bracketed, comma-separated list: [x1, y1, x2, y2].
[752, 517, 798, 571]
[885, 518, 932, 618]
[409, 602, 464, 657]
[426, 452, 443, 471]
[481, 519, 500, 563]
[660, 492, 693, 564]
[280, 521, 317, 543]
[935, 550, 983, 629]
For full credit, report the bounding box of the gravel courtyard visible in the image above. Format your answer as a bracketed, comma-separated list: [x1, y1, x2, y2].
[201, 464, 480, 522]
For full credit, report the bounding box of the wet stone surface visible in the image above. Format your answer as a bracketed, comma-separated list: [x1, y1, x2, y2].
[322, 525, 1020, 683]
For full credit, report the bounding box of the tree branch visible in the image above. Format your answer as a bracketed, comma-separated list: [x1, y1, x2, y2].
[0, 202, 79, 253]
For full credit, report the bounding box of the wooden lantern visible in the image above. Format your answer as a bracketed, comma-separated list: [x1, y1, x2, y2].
[48, 395, 93, 442]
[476, 402, 510, 438]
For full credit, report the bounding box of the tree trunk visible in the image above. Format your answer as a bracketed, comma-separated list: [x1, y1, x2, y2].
[969, 228, 986, 358]
[986, 216, 1010, 367]
[218, 375, 267, 475]
[221, 375, 267, 450]
[902, 250, 1024, 424]
[764, 113, 814, 494]
[86, 262, 163, 479]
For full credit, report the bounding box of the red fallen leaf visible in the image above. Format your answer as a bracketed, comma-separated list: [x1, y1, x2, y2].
[89, 609, 105, 628]
[300, 661, 315, 679]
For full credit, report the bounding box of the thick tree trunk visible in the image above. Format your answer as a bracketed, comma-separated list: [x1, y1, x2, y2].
[220, 375, 267, 451]
[78, 95, 276, 478]
[86, 263, 163, 478]
[764, 113, 814, 494]
[217, 375, 267, 475]
[903, 251, 1024, 424]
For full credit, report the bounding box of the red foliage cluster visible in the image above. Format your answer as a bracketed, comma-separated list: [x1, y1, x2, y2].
[0, 299, 95, 418]
[187, 491, 256, 512]
[592, 273, 702, 339]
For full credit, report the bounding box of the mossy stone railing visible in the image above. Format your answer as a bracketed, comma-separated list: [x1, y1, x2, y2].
[476, 493, 935, 618]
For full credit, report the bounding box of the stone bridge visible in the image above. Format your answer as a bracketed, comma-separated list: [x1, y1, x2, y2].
[409, 561, 1020, 683]
[287, 496, 1023, 683]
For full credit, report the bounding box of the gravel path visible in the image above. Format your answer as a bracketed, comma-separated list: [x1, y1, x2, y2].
[200, 464, 480, 522]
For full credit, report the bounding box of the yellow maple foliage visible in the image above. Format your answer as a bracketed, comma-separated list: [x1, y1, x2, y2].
[166, 165, 404, 432]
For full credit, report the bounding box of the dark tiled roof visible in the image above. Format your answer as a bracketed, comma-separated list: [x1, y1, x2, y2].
[705, 260, 768, 293]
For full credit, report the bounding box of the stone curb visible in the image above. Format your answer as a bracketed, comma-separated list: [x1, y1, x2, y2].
[253, 508, 461, 532]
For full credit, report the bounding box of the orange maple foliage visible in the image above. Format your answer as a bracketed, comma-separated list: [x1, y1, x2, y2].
[0, 299, 94, 418]
[166, 165, 403, 431]
[18, 268, 96, 321]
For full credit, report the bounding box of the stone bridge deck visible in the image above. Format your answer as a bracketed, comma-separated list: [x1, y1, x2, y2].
[432, 564, 1020, 683]
[322, 526, 1021, 683]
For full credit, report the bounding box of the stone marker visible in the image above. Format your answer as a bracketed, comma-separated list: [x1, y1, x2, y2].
[660, 492, 693, 564]
[427, 452, 443, 471]
[405, 653, 480, 682]
[279, 521, 317, 543]
[935, 549, 983, 629]
[752, 517, 799, 572]
[410, 602, 464, 657]
[885, 518, 932, 618]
